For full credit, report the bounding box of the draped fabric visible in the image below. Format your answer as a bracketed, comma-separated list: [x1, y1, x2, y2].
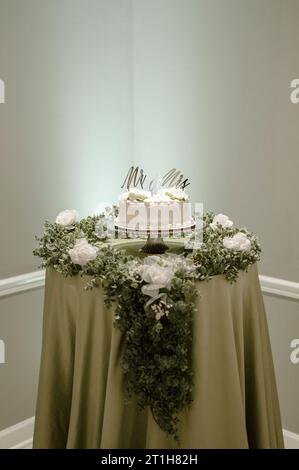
[33, 263, 283, 449]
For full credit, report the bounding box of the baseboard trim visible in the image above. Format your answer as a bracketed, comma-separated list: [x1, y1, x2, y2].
[0, 417, 34, 449]
[0, 416, 298, 449]
[10, 438, 33, 450]
[283, 429, 299, 449]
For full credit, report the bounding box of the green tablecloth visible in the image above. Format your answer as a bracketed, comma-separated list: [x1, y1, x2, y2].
[33, 251, 283, 448]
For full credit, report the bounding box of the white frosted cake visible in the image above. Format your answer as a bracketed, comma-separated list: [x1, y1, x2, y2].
[116, 187, 192, 231]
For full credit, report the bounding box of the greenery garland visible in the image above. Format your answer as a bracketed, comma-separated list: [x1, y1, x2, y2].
[190, 212, 261, 282]
[34, 210, 261, 443]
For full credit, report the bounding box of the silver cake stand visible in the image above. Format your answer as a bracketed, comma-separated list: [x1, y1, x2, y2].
[114, 221, 195, 254]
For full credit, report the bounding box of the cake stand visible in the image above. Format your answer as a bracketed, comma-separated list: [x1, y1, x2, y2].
[114, 222, 196, 254]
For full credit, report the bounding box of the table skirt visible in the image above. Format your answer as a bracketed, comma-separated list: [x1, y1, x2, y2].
[33, 264, 284, 448]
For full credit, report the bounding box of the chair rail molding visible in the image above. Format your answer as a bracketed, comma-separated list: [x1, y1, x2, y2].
[0, 269, 299, 301]
[259, 275, 299, 301]
[0, 270, 45, 298]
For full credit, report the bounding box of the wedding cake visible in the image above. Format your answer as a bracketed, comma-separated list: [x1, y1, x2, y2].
[116, 187, 193, 231]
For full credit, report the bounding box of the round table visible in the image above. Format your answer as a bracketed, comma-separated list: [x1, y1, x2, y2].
[33, 241, 284, 449]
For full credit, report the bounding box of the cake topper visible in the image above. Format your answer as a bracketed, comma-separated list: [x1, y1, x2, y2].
[149, 174, 163, 195]
[121, 166, 190, 191]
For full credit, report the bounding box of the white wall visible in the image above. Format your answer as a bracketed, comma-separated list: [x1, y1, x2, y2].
[133, 0, 299, 282]
[0, 0, 298, 435]
[0, 290, 43, 430]
[133, 0, 299, 434]
[0, 0, 133, 430]
[0, 0, 133, 279]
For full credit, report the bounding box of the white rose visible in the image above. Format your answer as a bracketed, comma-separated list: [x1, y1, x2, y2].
[69, 238, 98, 266]
[159, 188, 189, 202]
[139, 259, 174, 298]
[55, 209, 79, 227]
[223, 232, 251, 251]
[128, 188, 151, 202]
[210, 213, 233, 230]
[150, 193, 172, 204]
[118, 192, 130, 202]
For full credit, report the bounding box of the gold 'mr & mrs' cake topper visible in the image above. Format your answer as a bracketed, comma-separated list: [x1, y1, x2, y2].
[121, 167, 190, 192]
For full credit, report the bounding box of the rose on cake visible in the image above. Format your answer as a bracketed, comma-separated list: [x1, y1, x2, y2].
[119, 188, 151, 202]
[159, 187, 189, 202]
[149, 193, 173, 204]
